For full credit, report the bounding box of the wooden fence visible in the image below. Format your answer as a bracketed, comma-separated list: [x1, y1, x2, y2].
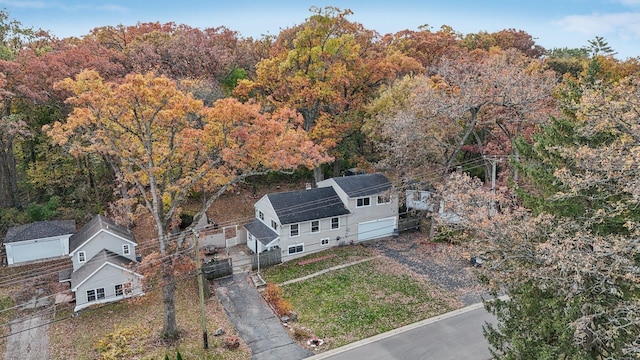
[251, 248, 282, 271]
[202, 258, 233, 280]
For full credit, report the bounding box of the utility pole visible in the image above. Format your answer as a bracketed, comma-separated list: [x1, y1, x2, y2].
[192, 229, 209, 349]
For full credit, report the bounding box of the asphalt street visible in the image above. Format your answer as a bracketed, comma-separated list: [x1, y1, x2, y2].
[306, 302, 497, 360]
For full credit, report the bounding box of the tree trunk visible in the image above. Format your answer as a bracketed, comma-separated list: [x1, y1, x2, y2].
[0, 142, 18, 208]
[161, 258, 178, 338]
[313, 166, 324, 184]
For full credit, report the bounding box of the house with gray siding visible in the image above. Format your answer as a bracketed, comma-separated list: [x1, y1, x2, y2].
[245, 173, 398, 261]
[3, 220, 76, 266]
[317, 173, 398, 241]
[60, 215, 143, 312]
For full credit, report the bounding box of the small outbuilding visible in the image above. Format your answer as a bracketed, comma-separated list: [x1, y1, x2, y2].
[3, 220, 76, 266]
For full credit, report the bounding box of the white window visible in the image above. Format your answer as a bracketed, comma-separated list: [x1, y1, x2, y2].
[288, 244, 304, 255]
[377, 195, 391, 204]
[87, 287, 105, 302]
[290, 224, 299, 237]
[78, 251, 86, 263]
[258, 210, 264, 221]
[321, 238, 330, 246]
[331, 217, 340, 230]
[122, 244, 130, 256]
[271, 220, 278, 230]
[115, 283, 132, 297]
[356, 197, 371, 207]
[311, 220, 320, 233]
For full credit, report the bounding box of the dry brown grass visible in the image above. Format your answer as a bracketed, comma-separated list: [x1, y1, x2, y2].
[49, 277, 251, 360]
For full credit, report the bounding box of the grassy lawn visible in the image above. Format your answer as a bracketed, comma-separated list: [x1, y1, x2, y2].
[260, 244, 379, 284]
[49, 277, 251, 360]
[261, 246, 456, 350]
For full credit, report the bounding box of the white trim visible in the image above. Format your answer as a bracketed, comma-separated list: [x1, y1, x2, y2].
[287, 243, 304, 255]
[377, 195, 391, 205]
[78, 251, 86, 263]
[310, 220, 320, 234]
[74, 291, 145, 312]
[320, 238, 330, 246]
[331, 217, 340, 230]
[356, 197, 371, 208]
[72, 261, 143, 291]
[86, 287, 106, 302]
[69, 229, 137, 256]
[115, 282, 133, 297]
[290, 223, 300, 237]
[122, 244, 131, 256]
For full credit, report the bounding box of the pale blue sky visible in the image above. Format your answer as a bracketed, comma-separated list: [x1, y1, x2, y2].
[1, 0, 639, 59]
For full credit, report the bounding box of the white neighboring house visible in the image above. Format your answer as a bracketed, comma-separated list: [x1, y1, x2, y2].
[244, 173, 398, 261]
[59, 215, 144, 312]
[405, 185, 462, 225]
[3, 220, 76, 266]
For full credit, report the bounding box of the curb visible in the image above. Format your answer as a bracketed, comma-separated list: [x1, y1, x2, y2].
[304, 301, 488, 359]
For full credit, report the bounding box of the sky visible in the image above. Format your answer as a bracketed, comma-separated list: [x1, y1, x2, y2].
[1, 0, 639, 59]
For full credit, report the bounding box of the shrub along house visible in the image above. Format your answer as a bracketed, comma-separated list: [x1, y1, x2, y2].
[3, 219, 76, 266]
[244, 173, 398, 261]
[59, 215, 144, 312]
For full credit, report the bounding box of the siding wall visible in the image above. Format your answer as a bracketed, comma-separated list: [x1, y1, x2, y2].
[71, 231, 136, 271]
[74, 264, 143, 311]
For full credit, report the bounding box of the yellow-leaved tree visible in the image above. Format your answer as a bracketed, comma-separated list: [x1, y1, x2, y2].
[47, 70, 330, 338]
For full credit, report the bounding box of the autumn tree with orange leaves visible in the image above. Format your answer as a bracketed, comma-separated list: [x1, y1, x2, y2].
[47, 70, 329, 338]
[239, 6, 417, 180]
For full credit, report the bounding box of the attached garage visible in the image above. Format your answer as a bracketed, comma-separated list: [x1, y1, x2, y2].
[357, 217, 397, 241]
[3, 220, 75, 266]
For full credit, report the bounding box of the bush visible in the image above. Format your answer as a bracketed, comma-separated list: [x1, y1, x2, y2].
[94, 324, 149, 360]
[264, 283, 292, 317]
[264, 283, 282, 303]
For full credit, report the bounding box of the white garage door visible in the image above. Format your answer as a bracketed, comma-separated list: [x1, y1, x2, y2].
[358, 217, 397, 241]
[10, 240, 63, 264]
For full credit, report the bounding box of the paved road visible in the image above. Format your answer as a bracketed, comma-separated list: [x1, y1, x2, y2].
[306, 303, 497, 360]
[4, 315, 50, 360]
[216, 274, 313, 360]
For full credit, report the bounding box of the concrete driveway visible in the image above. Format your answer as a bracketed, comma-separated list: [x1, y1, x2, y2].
[4, 315, 50, 360]
[215, 274, 313, 360]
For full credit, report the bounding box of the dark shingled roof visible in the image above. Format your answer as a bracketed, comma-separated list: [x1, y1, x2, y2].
[4, 220, 76, 244]
[71, 249, 136, 289]
[69, 215, 134, 253]
[244, 218, 279, 245]
[330, 173, 391, 197]
[267, 187, 350, 225]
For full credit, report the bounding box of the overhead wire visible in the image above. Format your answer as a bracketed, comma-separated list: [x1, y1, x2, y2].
[0, 154, 509, 337]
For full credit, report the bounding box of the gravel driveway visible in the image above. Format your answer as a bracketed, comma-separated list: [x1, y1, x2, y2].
[367, 232, 490, 306]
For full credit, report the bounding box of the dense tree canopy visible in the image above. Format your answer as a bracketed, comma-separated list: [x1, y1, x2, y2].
[0, 6, 639, 355]
[48, 69, 328, 336]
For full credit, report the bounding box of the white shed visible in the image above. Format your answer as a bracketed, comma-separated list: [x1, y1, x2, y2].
[3, 220, 76, 266]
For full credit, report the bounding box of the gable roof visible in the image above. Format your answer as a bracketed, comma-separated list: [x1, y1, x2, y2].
[244, 218, 279, 245]
[69, 215, 135, 253]
[329, 173, 392, 197]
[266, 187, 350, 225]
[4, 220, 76, 244]
[71, 249, 139, 290]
